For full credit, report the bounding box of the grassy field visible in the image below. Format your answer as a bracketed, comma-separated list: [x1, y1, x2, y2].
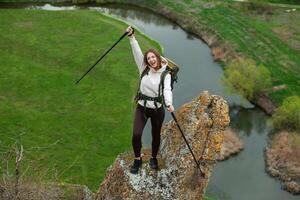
[267, 0, 300, 4]
[0, 9, 160, 191]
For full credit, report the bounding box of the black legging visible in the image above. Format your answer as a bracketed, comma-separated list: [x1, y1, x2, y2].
[132, 104, 165, 158]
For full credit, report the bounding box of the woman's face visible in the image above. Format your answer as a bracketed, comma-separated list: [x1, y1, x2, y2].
[146, 52, 159, 70]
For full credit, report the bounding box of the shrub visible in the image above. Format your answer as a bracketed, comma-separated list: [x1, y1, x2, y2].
[273, 96, 300, 131]
[247, 0, 273, 15]
[222, 57, 272, 100]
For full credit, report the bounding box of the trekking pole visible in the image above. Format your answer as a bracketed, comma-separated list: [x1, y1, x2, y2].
[75, 31, 129, 84]
[199, 128, 212, 163]
[171, 112, 205, 176]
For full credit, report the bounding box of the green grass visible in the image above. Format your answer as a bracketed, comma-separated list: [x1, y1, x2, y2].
[267, 0, 300, 5]
[289, 132, 300, 147]
[204, 196, 217, 200]
[0, 9, 160, 191]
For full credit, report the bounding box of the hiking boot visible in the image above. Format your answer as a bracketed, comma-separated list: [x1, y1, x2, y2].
[130, 159, 142, 174]
[149, 158, 158, 170]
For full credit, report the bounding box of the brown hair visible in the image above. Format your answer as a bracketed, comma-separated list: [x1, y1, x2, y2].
[143, 49, 162, 69]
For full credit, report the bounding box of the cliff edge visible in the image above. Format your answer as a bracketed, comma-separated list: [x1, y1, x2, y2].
[96, 91, 230, 200]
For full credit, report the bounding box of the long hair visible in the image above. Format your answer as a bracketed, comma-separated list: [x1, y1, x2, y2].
[143, 49, 162, 69]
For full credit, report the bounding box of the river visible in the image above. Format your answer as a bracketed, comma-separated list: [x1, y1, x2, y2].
[2, 3, 298, 200]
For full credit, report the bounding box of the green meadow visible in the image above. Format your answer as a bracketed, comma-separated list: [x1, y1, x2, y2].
[0, 9, 160, 190]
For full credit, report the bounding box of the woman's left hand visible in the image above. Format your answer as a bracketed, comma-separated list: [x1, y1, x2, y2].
[167, 105, 174, 112]
[126, 26, 134, 37]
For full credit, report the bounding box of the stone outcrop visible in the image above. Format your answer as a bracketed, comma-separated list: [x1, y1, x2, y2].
[96, 91, 230, 200]
[254, 93, 276, 115]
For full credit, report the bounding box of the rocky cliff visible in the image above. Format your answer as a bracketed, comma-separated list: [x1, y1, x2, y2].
[96, 91, 230, 200]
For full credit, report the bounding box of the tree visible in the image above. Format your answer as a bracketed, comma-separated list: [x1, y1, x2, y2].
[222, 57, 272, 100]
[273, 96, 300, 131]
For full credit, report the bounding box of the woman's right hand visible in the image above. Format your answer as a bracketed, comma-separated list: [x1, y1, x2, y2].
[167, 105, 175, 112]
[126, 26, 134, 37]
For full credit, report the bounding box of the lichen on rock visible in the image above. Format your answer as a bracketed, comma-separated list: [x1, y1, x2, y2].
[96, 91, 230, 200]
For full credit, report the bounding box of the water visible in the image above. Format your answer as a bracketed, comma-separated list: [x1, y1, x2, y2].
[207, 108, 297, 200]
[2, 3, 298, 199]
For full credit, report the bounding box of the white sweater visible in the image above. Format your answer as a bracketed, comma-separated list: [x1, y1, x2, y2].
[130, 37, 173, 109]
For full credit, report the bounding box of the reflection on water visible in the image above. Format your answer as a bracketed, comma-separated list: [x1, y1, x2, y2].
[230, 108, 269, 136]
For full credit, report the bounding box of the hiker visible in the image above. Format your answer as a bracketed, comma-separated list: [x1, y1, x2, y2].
[126, 26, 174, 174]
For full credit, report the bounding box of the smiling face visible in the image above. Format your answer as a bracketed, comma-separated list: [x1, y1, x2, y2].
[147, 52, 159, 69]
[144, 49, 162, 70]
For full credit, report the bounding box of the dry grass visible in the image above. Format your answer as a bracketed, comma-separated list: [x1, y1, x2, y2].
[267, 131, 300, 180]
[1, 180, 62, 200]
[0, 179, 92, 200]
[211, 47, 225, 61]
[217, 128, 243, 161]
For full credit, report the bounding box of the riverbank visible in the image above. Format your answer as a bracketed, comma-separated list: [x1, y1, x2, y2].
[266, 131, 300, 194]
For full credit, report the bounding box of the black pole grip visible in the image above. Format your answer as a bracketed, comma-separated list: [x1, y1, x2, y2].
[127, 27, 135, 37]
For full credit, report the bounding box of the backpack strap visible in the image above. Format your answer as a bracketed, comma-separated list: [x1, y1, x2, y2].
[134, 67, 150, 102]
[135, 67, 170, 111]
[159, 69, 170, 107]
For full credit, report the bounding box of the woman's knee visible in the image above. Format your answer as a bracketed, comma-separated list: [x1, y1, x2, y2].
[132, 131, 142, 140]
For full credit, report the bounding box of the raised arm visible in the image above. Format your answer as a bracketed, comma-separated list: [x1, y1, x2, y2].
[126, 26, 146, 74]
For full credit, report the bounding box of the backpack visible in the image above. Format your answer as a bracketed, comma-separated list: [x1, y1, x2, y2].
[161, 57, 179, 90]
[135, 57, 179, 108]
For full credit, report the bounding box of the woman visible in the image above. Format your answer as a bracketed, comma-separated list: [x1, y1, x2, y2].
[126, 26, 174, 174]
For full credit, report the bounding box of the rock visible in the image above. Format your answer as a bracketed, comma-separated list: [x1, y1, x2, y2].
[283, 181, 300, 195]
[272, 84, 287, 92]
[254, 93, 276, 115]
[96, 91, 230, 200]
